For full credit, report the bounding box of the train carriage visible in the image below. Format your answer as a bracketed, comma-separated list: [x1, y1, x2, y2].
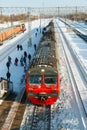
[0, 24, 26, 45]
[26, 21, 60, 105]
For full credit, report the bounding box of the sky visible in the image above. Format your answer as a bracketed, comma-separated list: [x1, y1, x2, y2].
[0, 0, 87, 7]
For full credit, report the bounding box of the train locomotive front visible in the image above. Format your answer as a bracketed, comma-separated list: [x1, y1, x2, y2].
[26, 21, 60, 105]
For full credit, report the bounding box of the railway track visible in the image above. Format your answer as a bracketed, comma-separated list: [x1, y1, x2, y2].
[59, 18, 87, 42]
[1, 19, 87, 130]
[19, 20, 87, 130]
[0, 92, 17, 129]
[1, 89, 27, 130]
[55, 19, 87, 129]
[30, 105, 51, 130]
[10, 91, 27, 130]
[20, 104, 51, 130]
[0, 21, 49, 130]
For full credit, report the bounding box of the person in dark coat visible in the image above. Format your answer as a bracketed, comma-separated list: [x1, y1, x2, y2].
[36, 28, 38, 32]
[8, 56, 12, 64]
[35, 32, 37, 37]
[6, 61, 10, 70]
[34, 44, 36, 51]
[24, 51, 27, 57]
[17, 44, 20, 50]
[6, 71, 11, 81]
[20, 55, 24, 66]
[20, 45, 23, 51]
[14, 57, 18, 66]
[28, 53, 31, 62]
[23, 56, 26, 64]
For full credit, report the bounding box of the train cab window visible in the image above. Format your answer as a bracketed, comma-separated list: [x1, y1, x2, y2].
[45, 75, 57, 84]
[29, 75, 41, 84]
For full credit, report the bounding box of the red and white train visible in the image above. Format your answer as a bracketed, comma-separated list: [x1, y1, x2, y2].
[26, 21, 60, 105]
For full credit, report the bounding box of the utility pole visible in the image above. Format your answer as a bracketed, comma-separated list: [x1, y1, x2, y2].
[27, 8, 32, 47]
[39, 10, 42, 33]
[0, 8, 3, 45]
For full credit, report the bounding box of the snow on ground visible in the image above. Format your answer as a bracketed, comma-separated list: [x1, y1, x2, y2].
[59, 19, 87, 81]
[0, 19, 41, 92]
[57, 20, 87, 118]
[0, 19, 49, 93]
[53, 19, 87, 130]
[50, 20, 83, 130]
[1, 18, 87, 129]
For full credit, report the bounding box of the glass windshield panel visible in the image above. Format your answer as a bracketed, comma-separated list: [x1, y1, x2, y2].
[29, 75, 41, 84]
[44, 75, 57, 84]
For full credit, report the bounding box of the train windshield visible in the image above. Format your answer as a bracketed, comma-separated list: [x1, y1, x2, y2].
[44, 75, 57, 84]
[29, 75, 41, 84]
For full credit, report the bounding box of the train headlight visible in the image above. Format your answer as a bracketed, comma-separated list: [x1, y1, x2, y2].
[38, 85, 41, 88]
[41, 69, 45, 73]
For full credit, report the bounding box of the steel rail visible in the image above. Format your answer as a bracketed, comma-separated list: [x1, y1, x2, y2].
[55, 20, 87, 130]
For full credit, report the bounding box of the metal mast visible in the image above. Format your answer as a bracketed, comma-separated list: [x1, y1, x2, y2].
[28, 9, 32, 47]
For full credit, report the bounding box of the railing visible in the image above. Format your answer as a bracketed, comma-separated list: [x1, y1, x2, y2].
[0, 77, 13, 98]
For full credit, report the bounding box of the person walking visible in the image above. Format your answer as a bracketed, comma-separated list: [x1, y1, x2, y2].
[23, 56, 26, 65]
[20, 55, 24, 66]
[28, 53, 31, 62]
[8, 56, 12, 65]
[20, 45, 23, 51]
[14, 57, 18, 66]
[24, 51, 27, 57]
[17, 44, 20, 50]
[34, 44, 36, 51]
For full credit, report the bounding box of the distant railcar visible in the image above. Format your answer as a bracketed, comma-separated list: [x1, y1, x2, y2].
[0, 24, 26, 45]
[26, 21, 60, 105]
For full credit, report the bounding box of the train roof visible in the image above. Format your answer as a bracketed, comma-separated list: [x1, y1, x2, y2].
[29, 39, 58, 69]
[28, 65, 58, 75]
[0, 24, 23, 33]
[28, 22, 59, 73]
